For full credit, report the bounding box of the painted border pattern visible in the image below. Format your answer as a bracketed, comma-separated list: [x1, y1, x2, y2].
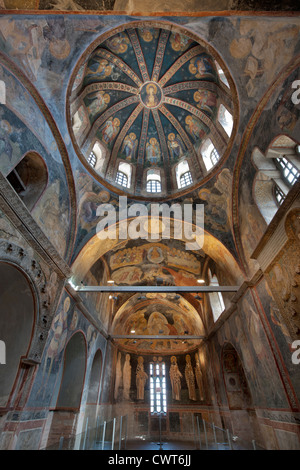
[127, 28, 150, 83]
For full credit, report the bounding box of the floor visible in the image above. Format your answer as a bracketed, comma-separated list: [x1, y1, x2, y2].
[125, 439, 198, 450]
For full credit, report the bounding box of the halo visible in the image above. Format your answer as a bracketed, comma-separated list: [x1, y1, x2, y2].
[146, 83, 157, 94]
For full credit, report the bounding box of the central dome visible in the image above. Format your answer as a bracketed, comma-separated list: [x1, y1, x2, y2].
[69, 22, 237, 200]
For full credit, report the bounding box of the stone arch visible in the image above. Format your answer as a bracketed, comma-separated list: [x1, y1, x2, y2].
[221, 342, 253, 410]
[0, 51, 77, 260]
[6, 151, 48, 212]
[0, 261, 36, 408]
[220, 342, 262, 445]
[87, 349, 103, 404]
[56, 331, 87, 411]
[252, 136, 299, 225]
[70, 217, 244, 286]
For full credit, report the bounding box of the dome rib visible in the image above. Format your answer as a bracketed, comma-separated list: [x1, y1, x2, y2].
[69, 22, 237, 200]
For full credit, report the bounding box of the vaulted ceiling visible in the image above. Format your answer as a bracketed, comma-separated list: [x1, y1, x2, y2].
[69, 22, 237, 199]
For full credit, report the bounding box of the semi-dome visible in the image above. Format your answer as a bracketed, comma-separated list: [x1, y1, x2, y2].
[69, 21, 238, 200]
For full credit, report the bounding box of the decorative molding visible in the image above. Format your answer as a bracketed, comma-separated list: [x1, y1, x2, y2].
[0, 239, 64, 364]
[0, 172, 71, 279]
[251, 182, 300, 272]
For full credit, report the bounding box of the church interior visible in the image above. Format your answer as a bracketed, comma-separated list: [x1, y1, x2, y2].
[0, 0, 299, 451]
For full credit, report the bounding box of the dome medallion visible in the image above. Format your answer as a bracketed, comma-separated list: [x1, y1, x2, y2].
[140, 82, 163, 109]
[68, 22, 238, 200]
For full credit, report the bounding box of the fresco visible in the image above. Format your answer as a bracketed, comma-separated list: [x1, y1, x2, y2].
[188, 54, 216, 80]
[27, 290, 105, 408]
[198, 168, 233, 233]
[112, 293, 204, 354]
[255, 278, 300, 403]
[234, 62, 300, 275]
[212, 292, 291, 409]
[0, 65, 71, 257]
[85, 90, 111, 120]
[70, 22, 237, 197]
[120, 131, 138, 161]
[32, 180, 70, 257]
[108, 242, 202, 276]
[228, 20, 299, 99]
[113, 351, 209, 405]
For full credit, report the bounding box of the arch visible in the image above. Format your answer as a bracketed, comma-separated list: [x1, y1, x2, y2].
[175, 160, 192, 188]
[231, 56, 300, 272]
[214, 61, 230, 88]
[252, 136, 300, 224]
[221, 342, 253, 410]
[200, 138, 220, 172]
[218, 104, 233, 137]
[0, 52, 77, 260]
[146, 169, 162, 193]
[115, 161, 132, 188]
[111, 292, 206, 354]
[6, 151, 48, 212]
[0, 262, 35, 408]
[72, 105, 89, 138]
[70, 218, 244, 286]
[56, 331, 87, 411]
[87, 349, 103, 404]
[208, 268, 225, 322]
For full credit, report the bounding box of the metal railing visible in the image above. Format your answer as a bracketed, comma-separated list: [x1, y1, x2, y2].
[44, 413, 263, 451]
[44, 414, 128, 450]
[194, 416, 263, 450]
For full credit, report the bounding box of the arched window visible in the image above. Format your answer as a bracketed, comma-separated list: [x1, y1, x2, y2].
[208, 269, 225, 322]
[218, 104, 233, 137]
[180, 171, 193, 188]
[146, 169, 161, 193]
[275, 156, 300, 186]
[214, 61, 230, 88]
[274, 183, 286, 206]
[150, 361, 167, 415]
[88, 151, 97, 168]
[252, 137, 300, 224]
[115, 171, 128, 187]
[87, 141, 105, 172]
[6, 152, 48, 212]
[176, 160, 193, 188]
[115, 162, 132, 188]
[200, 138, 220, 171]
[210, 147, 220, 166]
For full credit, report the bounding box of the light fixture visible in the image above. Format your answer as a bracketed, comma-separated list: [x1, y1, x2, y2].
[109, 295, 118, 300]
[68, 278, 77, 290]
[197, 279, 205, 284]
[107, 280, 114, 284]
[131, 329, 136, 334]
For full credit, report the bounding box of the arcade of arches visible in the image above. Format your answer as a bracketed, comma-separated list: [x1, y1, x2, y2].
[0, 2, 299, 451]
